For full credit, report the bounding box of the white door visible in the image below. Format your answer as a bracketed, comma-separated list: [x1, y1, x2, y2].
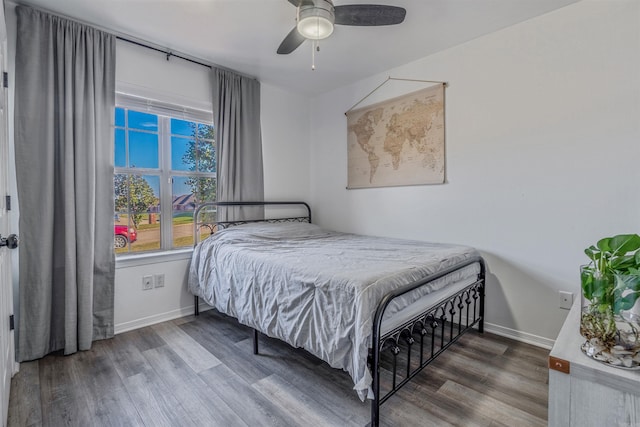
[0, 4, 14, 426]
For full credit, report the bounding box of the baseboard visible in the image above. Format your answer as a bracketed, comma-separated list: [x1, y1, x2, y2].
[483, 321, 554, 350]
[114, 304, 212, 335]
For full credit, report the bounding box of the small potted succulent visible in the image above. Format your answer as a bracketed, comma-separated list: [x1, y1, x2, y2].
[580, 234, 640, 368]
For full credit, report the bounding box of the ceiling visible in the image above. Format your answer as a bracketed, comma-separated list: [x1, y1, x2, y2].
[12, 0, 579, 96]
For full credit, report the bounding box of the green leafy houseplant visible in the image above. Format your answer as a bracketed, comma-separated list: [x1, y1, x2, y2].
[581, 234, 640, 368]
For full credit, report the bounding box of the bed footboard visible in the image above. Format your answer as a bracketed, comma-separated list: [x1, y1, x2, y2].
[370, 256, 486, 427]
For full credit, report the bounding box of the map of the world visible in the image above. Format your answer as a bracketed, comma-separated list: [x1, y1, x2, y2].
[346, 84, 445, 189]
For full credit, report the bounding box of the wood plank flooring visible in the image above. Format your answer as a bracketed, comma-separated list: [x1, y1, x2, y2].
[8, 310, 549, 426]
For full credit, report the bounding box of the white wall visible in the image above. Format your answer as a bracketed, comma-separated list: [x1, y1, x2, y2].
[261, 83, 311, 201]
[116, 40, 212, 109]
[309, 0, 640, 346]
[114, 258, 193, 332]
[114, 43, 311, 332]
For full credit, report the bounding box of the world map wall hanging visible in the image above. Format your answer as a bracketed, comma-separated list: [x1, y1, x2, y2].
[346, 82, 445, 189]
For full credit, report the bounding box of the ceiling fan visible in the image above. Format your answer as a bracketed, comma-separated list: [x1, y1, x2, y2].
[277, 0, 406, 55]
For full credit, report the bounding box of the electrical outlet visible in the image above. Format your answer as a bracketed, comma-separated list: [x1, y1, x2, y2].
[154, 273, 165, 288]
[142, 275, 153, 290]
[559, 291, 573, 310]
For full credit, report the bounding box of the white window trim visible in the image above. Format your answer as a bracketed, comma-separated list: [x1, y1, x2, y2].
[115, 92, 215, 257]
[115, 248, 193, 269]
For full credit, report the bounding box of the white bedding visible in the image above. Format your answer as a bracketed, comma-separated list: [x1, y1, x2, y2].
[188, 222, 480, 400]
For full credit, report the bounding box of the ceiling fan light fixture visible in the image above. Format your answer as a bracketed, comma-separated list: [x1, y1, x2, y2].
[297, 3, 335, 40]
[297, 16, 333, 39]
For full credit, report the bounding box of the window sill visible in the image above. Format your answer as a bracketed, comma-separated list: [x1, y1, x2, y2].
[116, 248, 193, 268]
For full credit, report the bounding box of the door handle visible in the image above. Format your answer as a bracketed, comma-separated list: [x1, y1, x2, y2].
[0, 234, 18, 249]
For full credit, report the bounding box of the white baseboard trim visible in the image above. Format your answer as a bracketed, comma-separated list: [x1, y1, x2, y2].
[483, 321, 554, 350]
[114, 304, 212, 335]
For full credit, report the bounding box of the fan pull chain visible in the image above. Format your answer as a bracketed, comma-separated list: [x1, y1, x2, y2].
[311, 41, 321, 71]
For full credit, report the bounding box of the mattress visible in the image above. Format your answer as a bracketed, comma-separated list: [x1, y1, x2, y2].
[188, 222, 480, 400]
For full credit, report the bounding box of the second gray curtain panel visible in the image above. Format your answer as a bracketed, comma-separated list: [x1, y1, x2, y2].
[212, 68, 264, 221]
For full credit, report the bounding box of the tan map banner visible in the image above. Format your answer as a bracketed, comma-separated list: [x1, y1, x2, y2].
[346, 84, 445, 189]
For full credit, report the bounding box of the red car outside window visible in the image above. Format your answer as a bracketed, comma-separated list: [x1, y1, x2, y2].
[114, 225, 137, 249]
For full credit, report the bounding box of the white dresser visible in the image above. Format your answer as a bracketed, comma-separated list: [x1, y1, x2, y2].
[548, 300, 640, 426]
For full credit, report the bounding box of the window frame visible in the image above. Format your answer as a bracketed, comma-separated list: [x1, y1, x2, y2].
[115, 93, 215, 256]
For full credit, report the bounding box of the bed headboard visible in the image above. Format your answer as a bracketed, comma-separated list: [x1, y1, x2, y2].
[193, 201, 311, 245]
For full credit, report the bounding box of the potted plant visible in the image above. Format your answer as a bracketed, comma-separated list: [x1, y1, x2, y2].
[580, 234, 640, 368]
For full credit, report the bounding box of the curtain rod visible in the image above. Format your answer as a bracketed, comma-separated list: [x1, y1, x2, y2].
[115, 36, 211, 70]
[115, 36, 258, 81]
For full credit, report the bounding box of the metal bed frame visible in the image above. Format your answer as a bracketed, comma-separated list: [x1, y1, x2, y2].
[191, 201, 485, 427]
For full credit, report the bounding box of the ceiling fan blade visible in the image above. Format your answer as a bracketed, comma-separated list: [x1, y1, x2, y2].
[277, 27, 307, 54]
[334, 5, 406, 26]
[287, 0, 315, 6]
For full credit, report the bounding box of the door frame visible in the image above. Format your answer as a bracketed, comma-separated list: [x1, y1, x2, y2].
[0, 3, 17, 426]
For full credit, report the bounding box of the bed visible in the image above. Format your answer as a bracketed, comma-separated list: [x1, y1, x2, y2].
[188, 201, 485, 426]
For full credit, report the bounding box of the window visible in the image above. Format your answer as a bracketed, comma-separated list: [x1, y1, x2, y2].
[114, 95, 216, 255]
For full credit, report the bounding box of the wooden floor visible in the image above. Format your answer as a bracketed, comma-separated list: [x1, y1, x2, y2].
[8, 310, 549, 427]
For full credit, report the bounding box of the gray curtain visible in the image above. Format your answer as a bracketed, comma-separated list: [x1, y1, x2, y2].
[14, 6, 116, 361]
[211, 68, 264, 220]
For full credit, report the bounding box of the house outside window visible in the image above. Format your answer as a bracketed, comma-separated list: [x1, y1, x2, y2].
[114, 94, 216, 255]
